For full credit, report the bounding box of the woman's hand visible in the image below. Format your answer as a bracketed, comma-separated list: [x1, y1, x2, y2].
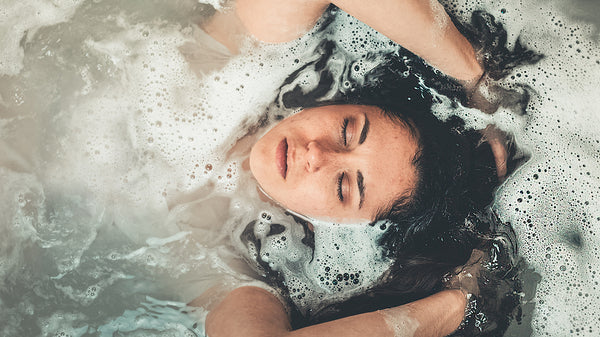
[444, 249, 485, 298]
[204, 286, 468, 337]
[462, 72, 503, 114]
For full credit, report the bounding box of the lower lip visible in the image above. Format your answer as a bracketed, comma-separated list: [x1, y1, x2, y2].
[276, 138, 288, 179]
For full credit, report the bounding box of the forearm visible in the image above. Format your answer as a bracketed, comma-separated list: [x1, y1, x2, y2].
[331, 0, 482, 82]
[205, 286, 291, 337]
[220, 0, 482, 82]
[234, 0, 330, 43]
[290, 289, 466, 337]
[203, 0, 329, 52]
[205, 286, 466, 337]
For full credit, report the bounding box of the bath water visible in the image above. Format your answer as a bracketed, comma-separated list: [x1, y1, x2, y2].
[0, 0, 599, 336]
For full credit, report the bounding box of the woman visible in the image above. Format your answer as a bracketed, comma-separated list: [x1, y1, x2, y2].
[192, 0, 534, 336]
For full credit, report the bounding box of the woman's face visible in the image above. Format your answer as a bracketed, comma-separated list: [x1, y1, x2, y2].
[249, 105, 419, 223]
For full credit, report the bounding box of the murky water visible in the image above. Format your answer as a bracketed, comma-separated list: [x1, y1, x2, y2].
[1, 0, 599, 336]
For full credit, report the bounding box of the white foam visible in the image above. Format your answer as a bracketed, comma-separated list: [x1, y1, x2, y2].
[1, 0, 599, 335]
[0, 0, 85, 76]
[445, 0, 600, 335]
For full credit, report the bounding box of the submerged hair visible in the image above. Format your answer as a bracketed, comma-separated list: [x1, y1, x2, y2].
[243, 8, 542, 335]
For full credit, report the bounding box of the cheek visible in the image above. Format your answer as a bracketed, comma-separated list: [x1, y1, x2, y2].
[249, 144, 274, 190]
[276, 181, 330, 215]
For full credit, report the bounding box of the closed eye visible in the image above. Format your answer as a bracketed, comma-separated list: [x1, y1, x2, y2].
[337, 172, 345, 202]
[340, 118, 349, 146]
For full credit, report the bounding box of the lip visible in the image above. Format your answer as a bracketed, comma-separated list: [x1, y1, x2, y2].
[276, 138, 288, 179]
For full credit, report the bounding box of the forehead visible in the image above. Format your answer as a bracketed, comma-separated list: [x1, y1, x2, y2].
[303, 104, 378, 118]
[307, 104, 419, 219]
[360, 113, 419, 218]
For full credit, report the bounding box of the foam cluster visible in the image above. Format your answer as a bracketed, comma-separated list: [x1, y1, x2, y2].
[0, 0, 599, 335]
[444, 0, 600, 335]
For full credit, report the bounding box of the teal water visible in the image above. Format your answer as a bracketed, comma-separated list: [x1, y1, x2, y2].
[1, 0, 599, 336]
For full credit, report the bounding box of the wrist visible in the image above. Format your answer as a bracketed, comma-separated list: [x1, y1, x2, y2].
[459, 65, 485, 92]
[447, 288, 477, 334]
[434, 289, 470, 334]
[448, 288, 469, 313]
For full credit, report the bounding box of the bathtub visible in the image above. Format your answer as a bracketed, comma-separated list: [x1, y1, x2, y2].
[1, 0, 599, 336]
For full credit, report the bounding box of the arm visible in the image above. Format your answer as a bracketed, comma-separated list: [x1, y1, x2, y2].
[204, 286, 467, 337]
[202, 0, 329, 52]
[232, 0, 482, 82]
[330, 0, 482, 82]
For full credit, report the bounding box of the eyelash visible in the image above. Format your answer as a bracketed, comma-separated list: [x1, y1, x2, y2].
[337, 172, 345, 202]
[337, 118, 351, 202]
[340, 118, 349, 146]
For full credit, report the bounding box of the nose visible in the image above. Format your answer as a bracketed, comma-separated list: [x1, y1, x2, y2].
[305, 140, 328, 172]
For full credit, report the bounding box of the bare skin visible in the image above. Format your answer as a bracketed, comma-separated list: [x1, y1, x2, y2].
[204, 286, 467, 337]
[197, 1, 496, 336]
[204, 0, 483, 82]
[249, 105, 420, 223]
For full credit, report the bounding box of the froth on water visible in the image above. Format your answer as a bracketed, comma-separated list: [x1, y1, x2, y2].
[0, 0, 599, 336]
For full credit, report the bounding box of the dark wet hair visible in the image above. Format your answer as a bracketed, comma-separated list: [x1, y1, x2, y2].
[290, 61, 503, 323]
[266, 9, 542, 335]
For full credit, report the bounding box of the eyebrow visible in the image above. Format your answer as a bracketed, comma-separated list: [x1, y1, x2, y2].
[358, 114, 370, 145]
[357, 170, 365, 209]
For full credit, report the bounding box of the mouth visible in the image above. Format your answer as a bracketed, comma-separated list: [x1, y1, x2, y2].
[276, 138, 288, 179]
